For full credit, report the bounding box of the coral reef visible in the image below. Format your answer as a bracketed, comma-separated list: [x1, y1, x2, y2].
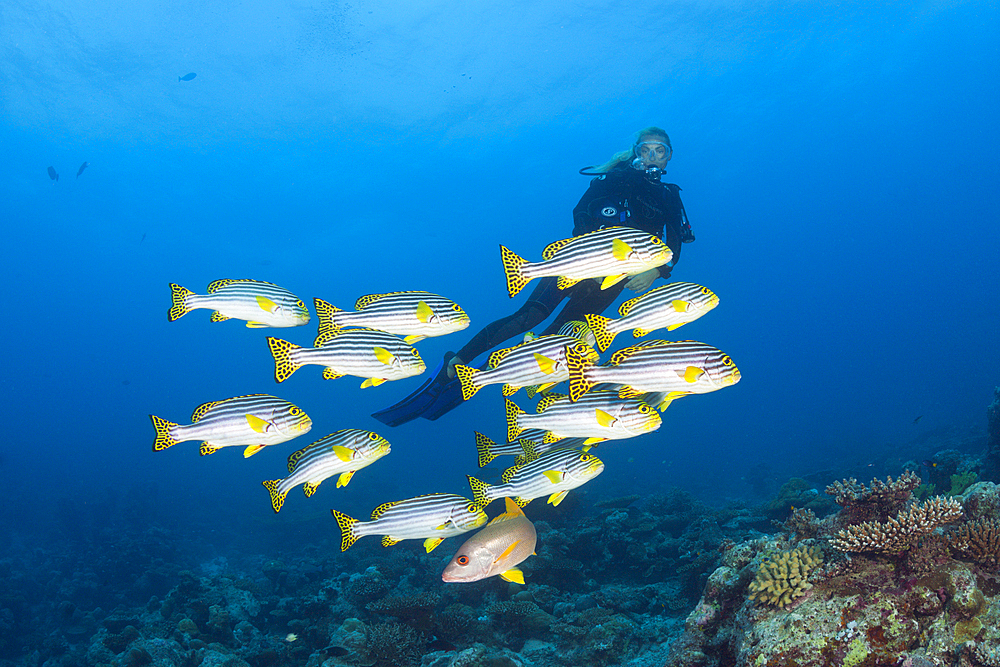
[948, 517, 1000, 568]
[830, 496, 964, 554]
[747, 545, 823, 607]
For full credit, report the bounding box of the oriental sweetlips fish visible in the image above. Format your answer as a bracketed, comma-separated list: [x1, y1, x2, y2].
[266, 328, 425, 386]
[566, 340, 741, 408]
[500, 226, 673, 298]
[330, 494, 487, 553]
[149, 394, 312, 457]
[168, 280, 310, 328]
[506, 392, 661, 445]
[454, 335, 599, 401]
[262, 429, 391, 512]
[584, 282, 719, 352]
[467, 447, 605, 508]
[442, 497, 537, 584]
[314, 293, 470, 344]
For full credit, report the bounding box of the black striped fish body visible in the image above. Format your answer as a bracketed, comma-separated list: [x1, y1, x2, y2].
[330, 493, 487, 552]
[262, 429, 391, 513]
[168, 280, 309, 327]
[505, 392, 661, 444]
[314, 293, 470, 344]
[467, 447, 604, 508]
[149, 394, 311, 457]
[584, 282, 720, 352]
[567, 340, 740, 407]
[455, 335, 599, 401]
[266, 330, 425, 385]
[501, 227, 673, 298]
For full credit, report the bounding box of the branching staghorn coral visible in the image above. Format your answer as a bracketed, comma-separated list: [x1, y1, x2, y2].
[747, 545, 823, 608]
[830, 496, 963, 554]
[826, 472, 920, 511]
[948, 517, 1000, 567]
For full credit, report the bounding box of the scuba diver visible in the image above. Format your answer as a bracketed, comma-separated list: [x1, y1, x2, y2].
[372, 126, 695, 427]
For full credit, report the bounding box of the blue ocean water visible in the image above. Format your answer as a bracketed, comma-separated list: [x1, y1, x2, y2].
[2, 1, 998, 663]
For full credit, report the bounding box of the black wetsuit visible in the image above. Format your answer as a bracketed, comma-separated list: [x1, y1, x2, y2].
[454, 164, 691, 364]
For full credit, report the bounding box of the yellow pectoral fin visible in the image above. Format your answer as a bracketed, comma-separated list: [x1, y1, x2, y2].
[372, 347, 395, 366]
[243, 445, 266, 458]
[500, 568, 525, 584]
[245, 321, 268, 328]
[684, 366, 705, 383]
[331, 445, 355, 462]
[595, 409, 617, 428]
[256, 295, 278, 313]
[534, 353, 557, 375]
[404, 334, 426, 345]
[415, 300, 433, 323]
[665, 324, 683, 331]
[600, 274, 627, 290]
[423, 537, 444, 553]
[495, 540, 522, 563]
[611, 237, 634, 261]
[361, 377, 388, 388]
[542, 470, 565, 484]
[337, 471, 356, 488]
[246, 414, 272, 433]
[548, 490, 569, 506]
[582, 437, 605, 446]
[672, 299, 690, 313]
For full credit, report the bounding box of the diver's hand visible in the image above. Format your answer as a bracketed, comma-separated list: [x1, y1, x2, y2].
[625, 268, 658, 292]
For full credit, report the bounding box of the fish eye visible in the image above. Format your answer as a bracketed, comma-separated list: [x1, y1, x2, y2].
[722, 356, 733, 366]
[650, 236, 662, 244]
[580, 454, 591, 462]
[451, 304, 462, 312]
[367, 432, 379, 441]
[466, 504, 479, 513]
[640, 405, 651, 414]
[701, 287, 710, 295]
[296, 300, 306, 309]
[457, 555, 470, 566]
[411, 349, 420, 357]
[289, 407, 301, 415]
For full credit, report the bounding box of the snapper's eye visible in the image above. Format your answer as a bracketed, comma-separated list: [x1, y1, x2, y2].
[457, 555, 470, 566]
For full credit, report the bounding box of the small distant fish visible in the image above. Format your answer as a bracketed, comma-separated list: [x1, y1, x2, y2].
[501, 226, 673, 298]
[179, 72, 197, 81]
[314, 293, 470, 344]
[913, 415, 923, 424]
[262, 429, 391, 512]
[455, 334, 599, 401]
[168, 279, 310, 328]
[330, 493, 487, 553]
[149, 394, 312, 457]
[76, 162, 89, 178]
[567, 340, 740, 408]
[468, 446, 605, 508]
[267, 329, 425, 386]
[584, 282, 719, 352]
[506, 392, 662, 445]
[442, 497, 538, 584]
[285, 634, 297, 643]
[47, 166, 59, 182]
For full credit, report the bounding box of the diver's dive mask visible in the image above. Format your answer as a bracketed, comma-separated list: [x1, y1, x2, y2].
[631, 141, 671, 181]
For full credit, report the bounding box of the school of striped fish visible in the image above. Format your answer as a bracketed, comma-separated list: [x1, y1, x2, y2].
[149, 226, 740, 584]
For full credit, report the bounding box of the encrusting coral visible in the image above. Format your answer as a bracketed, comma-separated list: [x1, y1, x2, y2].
[830, 496, 963, 554]
[747, 545, 823, 608]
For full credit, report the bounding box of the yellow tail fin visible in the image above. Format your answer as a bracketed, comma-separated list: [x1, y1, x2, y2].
[267, 337, 302, 383]
[330, 509, 360, 551]
[149, 415, 180, 452]
[566, 346, 595, 402]
[467, 475, 492, 508]
[313, 298, 343, 336]
[167, 283, 195, 322]
[474, 431, 497, 467]
[455, 364, 481, 401]
[584, 313, 616, 353]
[262, 480, 288, 513]
[500, 245, 531, 298]
[505, 399, 525, 443]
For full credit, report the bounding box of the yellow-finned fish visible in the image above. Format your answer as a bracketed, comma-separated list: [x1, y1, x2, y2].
[442, 498, 537, 584]
[584, 282, 719, 352]
[454, 335, 599, 401]
[330, 494, 487, 553]
[313, 294, 470, 344]
[149, 394, 311, 457]
[566, 340, 741, 409]
[500, 226, 673, 298]
[266, 329, 425, 386]
[262, 429, 391, 513]
[168, 280, 309, 328]
[505, 392, 661, 445]
[467, 447, 604, 508]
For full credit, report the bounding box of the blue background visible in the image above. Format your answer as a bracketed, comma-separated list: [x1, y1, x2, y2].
[2, 0, 998, 545]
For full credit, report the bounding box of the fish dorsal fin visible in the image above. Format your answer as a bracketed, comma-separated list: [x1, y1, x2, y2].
[487, 346, 515, 369]
[353, 293, 388, 310]
[501, 465, 519, 484]
[611, 237, 634, 261]
[518, 439, 540, 462]
[331, 445, 355, 462]
[255, 295, 278, 313]
[191, 399, 222, 422]
[618, 293, 643, 317]
[314, 329, 344, 347]
[370, 500, 401, 520]
[541, 237, 575, 260]
[287, 448, 307, 473]
[536, 393, 566, 413]
[609, 340, 669, 365]
[415, 300, 433, 323]
[207, 278, 276, 293]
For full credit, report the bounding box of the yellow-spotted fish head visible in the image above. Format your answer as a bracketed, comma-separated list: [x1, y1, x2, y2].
[689, 347, 741, 392]
[403, 345, 428, 375]
[614, 400, 663, 436]
[566, 451, 605, 484]
[557, 320, 598, 349]
[451, 501, 489, 531]
[269, 403, 313, 436]
[635, 234, 673, 267]
[279, 298, 311, 326]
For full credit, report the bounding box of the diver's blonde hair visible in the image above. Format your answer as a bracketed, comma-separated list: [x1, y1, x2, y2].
[591, 126, 672, 174]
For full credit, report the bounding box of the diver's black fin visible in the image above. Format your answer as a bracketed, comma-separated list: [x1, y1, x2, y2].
[371, 353, 454, 427]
